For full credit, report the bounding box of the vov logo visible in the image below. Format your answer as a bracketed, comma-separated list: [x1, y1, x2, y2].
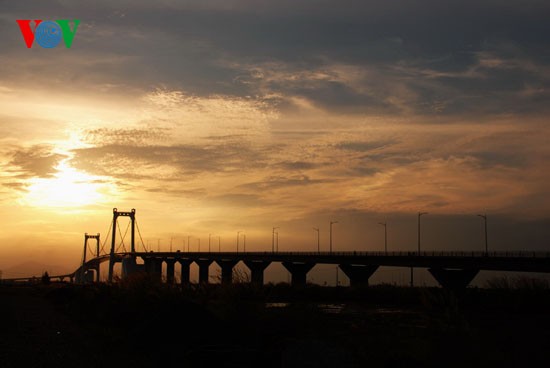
[16, 20, 80, 48]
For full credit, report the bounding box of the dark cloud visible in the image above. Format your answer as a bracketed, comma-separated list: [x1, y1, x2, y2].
[70, 142, 271, 179]
[2, 182, 27, 191]
[205, 193, 266, 207]
[241, 175, 333, 191]
[8, 145, 67, 178]
[348, 166, 381, 177]
[265, 79, 396, 113]
[336, 140, 396, 152]
[275, 161, 323, 171]
[145, 186, 206, 198]
[468, 151, 527, 169]
[2, 1, 550, 115]
[83, 128, 169, 145]
[358, 152, 418, 166]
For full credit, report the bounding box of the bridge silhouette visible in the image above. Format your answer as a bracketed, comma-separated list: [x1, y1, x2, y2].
[4, 208, 550, 289]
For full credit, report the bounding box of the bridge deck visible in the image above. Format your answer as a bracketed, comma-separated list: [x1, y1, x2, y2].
[3, 251, 550, 283]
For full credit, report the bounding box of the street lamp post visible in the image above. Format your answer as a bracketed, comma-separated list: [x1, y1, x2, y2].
[275, 231, 279, 252]
[330, 221, 338, 253]
[243, 234, 246, 252]
[413, 212, 428, 288]
[313, 227, 320, 253]
[237, 231, 242, 253]
[478, 214, 488, 253]
[187, 236, 191, 252]
[218, 236, 221, 252]
[208, 234, 211, 253]
[198, 238, 200, 252]
[272, 227, 279, 252]
[417, 212, 428, 253]
[378, 222, 387, 253]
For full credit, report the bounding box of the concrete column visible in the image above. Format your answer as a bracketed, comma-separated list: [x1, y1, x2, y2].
[143, 257, 153, 275]
[216, 260, 238, 284]
[282, 262, 316, 287]
[196, 259, 213, 284]
[339, 264, 379, 287]
[243, 261, 271, 286]
[84, 270, 94, 283]
[165, 259, 176, 284]
[428, 268, 479, 289]
[144, 257, 162, 281]
[178, 259, 192, 285]
[122, 256, 138, 279]
[108, 259, 115, 283]
[75, 269, 83, 284]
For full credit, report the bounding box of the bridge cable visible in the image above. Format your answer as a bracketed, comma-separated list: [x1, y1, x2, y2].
[135, 219, 148, 252]
[114, 219, 123, 252]
[79, 247, 85, 270]
[119, 218, 131, 253]
[78, 239, 97, 270]
[115, 219, 128, 253]
[98, 219, 113, 256]
[88, 244, 96, 259]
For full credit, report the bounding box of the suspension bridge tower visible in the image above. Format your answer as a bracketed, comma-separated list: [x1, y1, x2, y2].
[78, 232, 101, 283]
[108, 208, 136, 282]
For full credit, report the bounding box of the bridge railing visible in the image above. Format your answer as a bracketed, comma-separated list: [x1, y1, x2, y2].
[257, 251, 550, 258]
[130, 250, 550, 258]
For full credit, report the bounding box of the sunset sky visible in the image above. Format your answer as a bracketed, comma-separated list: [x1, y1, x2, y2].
[1, 1, 549, 282]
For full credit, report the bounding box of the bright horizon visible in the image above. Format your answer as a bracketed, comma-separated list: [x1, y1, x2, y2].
[1, 1, 549, 284]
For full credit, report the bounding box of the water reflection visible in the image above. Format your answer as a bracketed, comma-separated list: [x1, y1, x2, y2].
[316, 303, 345, 314]
[265, 302, 411, 316]
[265, 302, 290, 308]
[265, 302, 345, 314]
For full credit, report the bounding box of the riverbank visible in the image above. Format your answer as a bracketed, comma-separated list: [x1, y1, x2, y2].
[1, 279, 549, 367]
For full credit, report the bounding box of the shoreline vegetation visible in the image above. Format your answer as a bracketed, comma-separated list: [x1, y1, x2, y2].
[1, 275, 549, 368]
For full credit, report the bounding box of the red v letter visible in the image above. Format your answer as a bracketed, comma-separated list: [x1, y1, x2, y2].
[16, 20, 43, 48]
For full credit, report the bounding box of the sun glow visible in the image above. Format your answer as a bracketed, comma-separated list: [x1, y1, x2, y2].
[22, 160, 112, 208]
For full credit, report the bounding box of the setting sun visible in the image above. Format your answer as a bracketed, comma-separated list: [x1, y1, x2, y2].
[21, 159, 110, 208]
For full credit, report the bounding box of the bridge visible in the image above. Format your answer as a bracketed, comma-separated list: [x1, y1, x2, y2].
[3, 208, 550, 289]
[71, 250, 550, 289]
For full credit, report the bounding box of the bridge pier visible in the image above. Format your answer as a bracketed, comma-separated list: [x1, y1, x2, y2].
[428, 268, 479, 289]
[196, 259, 213, 284]
[84, 270, 94, 283]
[144, 258, 163, 281]
[244, 261, 271, 286]
[76, 269, 96, 284]
[282, 262, 316, 287]
[122, 255, 139, 279]
[216, 260, 239, 284]
[339, 264, 379, 287]
[179, 259, 192, 285]
[165, 259, 177, 284]
[108, 258, 115, 283]
[75, 269, 84, 284]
